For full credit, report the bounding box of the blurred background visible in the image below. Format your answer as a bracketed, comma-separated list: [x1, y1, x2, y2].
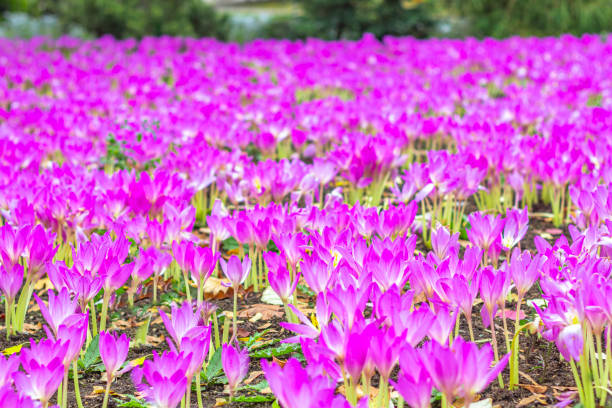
[0, 0, 610, 41]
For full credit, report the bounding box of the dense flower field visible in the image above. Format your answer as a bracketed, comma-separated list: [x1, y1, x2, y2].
[0, 33, 611, 408]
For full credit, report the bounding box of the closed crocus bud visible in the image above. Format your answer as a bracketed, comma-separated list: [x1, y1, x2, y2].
[13, 359, 64, 406]
[0, 385, 42, 408]
[53, 314, 88, 366]
[220, 255, 251, 288]
[0, 263, 23, 303]
[16, 338, 67, 406]
[190, 246, 219, 285]
[131, 350, 190, 408]
[0, 224, 29, 268]
[262, 358, 336, 408]
[556, 324, 583, 362]
[222, 343, 249, 399]
[391, 365, 432, 408]
[265, 252, 300, 303]
[34, 288, 79, 337]
[99, 331, 130, 380]
[0, 355, 19, 387]
[431, 225, 460, 262]
[159, 302, 205, 348]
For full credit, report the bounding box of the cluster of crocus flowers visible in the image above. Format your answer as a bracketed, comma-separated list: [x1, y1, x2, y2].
[0, 33, 611, 408]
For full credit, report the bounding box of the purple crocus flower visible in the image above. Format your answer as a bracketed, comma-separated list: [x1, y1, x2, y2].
[99, 331, 130, 380]
[25, 225, 57, 281]
[466, 212, 504, 265]
[453, 337, 510, 405]
[392, 345, 432, 408]
[392, 369, 432, 408]
[34, 288, 79, 336]
[344, 325, 374, 381]
[369, 327, 403, 381]
[220, 255, 251, 287]
[15, 338, 67, 406]
[501, 207, 529, 250]
[300, 252, 334, 294]
[171, 240, 193, 273]
[131, 350, 191, 408]
[222, 343, 250, 399]
[0, 355, 19, 387]
[173, 334, 210, 381]
[0, 385, 43, 408]
[479, 267, 508, 328]
[13, 360, 64, 407]
[0, 263, 23, 303]
[190, 246, 219, 297]
[418, 340, 462, 404]
[159, 302, 205, 349]
[555, 324, 583, 362]
[0, 224, 29, 267]
[262, 358, 336, 408]
[430, 225, 460, 262]
[265, 251, 300, 303]
[52, 314, 88, 367]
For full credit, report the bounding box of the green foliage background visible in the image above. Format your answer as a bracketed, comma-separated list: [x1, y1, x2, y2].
[0, 0, 611, 40]
[0, 0, 229, 39]
[260, 0, 433, 40]
[438, 0, 612, 38]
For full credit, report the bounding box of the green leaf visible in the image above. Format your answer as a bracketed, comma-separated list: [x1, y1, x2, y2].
[134, 314, 151, 346]
[431, 389, 442, 402]
[250, 343, 301, 358]
[232, 395, 275, 403]
[222, 237, 240, 251]
[297, 283, 315, 298]
[239, 380, 269, 392]
[118, 395, 148, 408]
[244, 329, 271, 349]
[79, 335, 100, 370]
[202, 346, 223, 382]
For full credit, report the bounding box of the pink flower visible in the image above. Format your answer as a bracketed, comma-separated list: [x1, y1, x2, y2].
[220, 255, 251, 287]
[222, 343, 249, 398]
[131, 350, 190, 408]
[99, 331, 130, 379]
[34, 288, 79, 336]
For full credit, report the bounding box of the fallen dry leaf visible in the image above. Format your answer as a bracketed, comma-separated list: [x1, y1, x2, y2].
[272, 356, 286, 368]
[243, 370, 263, 385]
[214, 397, 228, 406]
[203, 277, 232, 300]
[238, 304, 284, 320]
[23, 323, 41, 334]
[517, 394, 548, 406]
[151, 316, 164, 325]
[261, 286, 285, 306]
[468, 399, 492, 408]
[520, 383, 548, 394]
[519, 370, 543, 387]
[88, 386, 120, 398]
[551, 386, 578, 391]
[146, 335, 165, 346]
[33, 278, 53, 291]
[249, 313, 263, 323]
[112, 319, 135, 330]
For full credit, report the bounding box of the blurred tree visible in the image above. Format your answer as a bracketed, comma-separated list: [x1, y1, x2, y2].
[438, 0, 612, 38]
[0, 0, 230, 39]
[260, 0, 434, 40]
